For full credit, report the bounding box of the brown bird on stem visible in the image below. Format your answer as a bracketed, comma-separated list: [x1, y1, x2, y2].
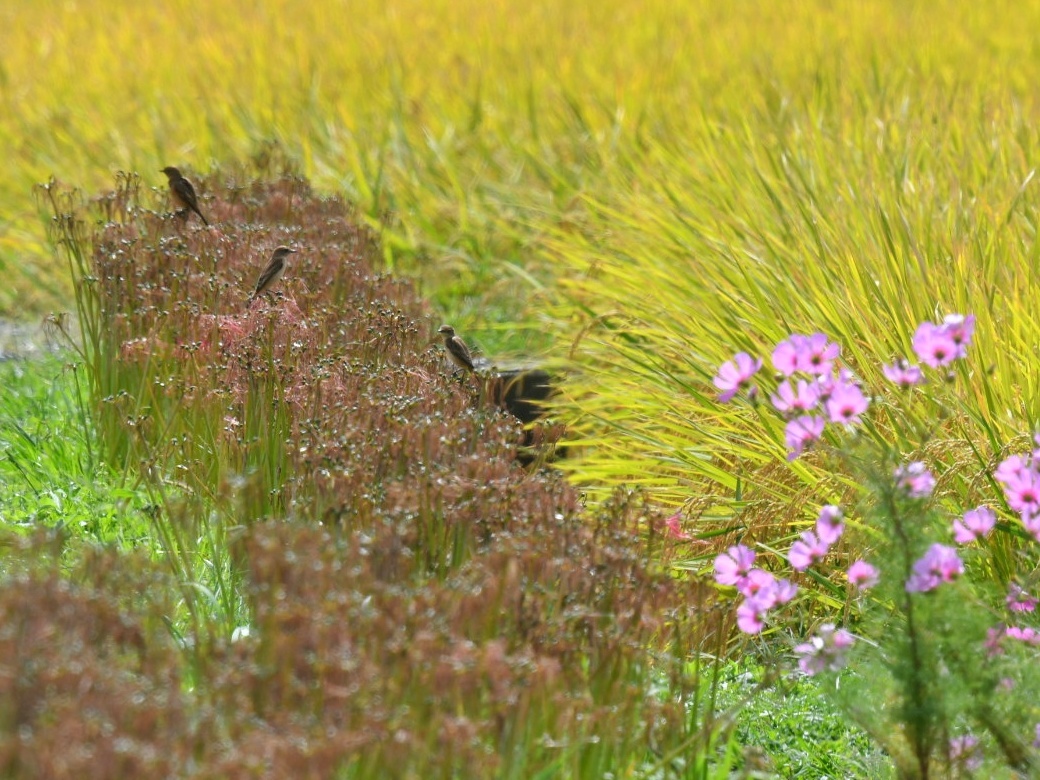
[160, 166, 209, 226]
[249, 246, 296, 304]
[438, 324, 476, 373]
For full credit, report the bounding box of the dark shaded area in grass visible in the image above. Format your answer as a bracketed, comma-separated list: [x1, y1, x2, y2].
[0, 171, 734, 777]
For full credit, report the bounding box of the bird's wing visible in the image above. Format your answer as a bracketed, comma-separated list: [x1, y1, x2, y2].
[177, 179, 200, 207]
[252, 257, 285, 295]
[451, 337, 476, 368]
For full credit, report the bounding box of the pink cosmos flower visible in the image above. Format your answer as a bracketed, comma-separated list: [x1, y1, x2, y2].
[770, 578, 798, 605]
[1025, 515, 1040, 542]
[713, 352, 762, 402]
[788, 530, 830, 572]
[714, 545, 756, 587]
[1007, 584, 1037, 613]
[770, 379, 820, 415]
[738, 569, 797, 606]
[847, 560, 879, 591]
[798, 333, 841, 375]
[736, 568, 776, 599]
[941, 314, 975, 358]
[815, 505, 845, 545]
[1003, 469, 1040, 519]
[994, 454, 1029, 486]
[663, 512, 692, 540]
[733, 575, 798, 634]
[784, 415, 825, 461]
[912, 321, 960, 368]
[894, 461, 935, 499]
[771, 336, 803, 376]
[824, 380, 869, 425]
[952, 506, 996, 544]
[757, 576, 796, 609]
[815, 368, 856, 403]
[882, 359, 924, 388]
[905, 543, 963, 593]
[1006, 626, 1040, 645]
[984, 626, 1006, 657]
[735, 583, 772, 634]
[793, 623, 855, 676]
[1034, 723, 1040, 750]
[771, 333, 840, 376]
[736, 598, 767, 634]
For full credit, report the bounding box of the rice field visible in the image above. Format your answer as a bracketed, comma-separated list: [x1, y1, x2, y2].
[8, 2, 1040, 774]
[4, 0, 1040, 554]
[6, 1, 1038, 331]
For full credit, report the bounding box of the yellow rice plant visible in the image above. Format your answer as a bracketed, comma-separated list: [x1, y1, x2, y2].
[544, 60, 1040, 551]
[8, 0, 1040, 552]
[3, 0, 698, 322]
[4, 0, 1036, 346]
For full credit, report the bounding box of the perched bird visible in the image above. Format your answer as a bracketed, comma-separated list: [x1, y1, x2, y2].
[249, 246, 296, 303]
[160, 166, 209, 226]
[438, 324, 476, 373]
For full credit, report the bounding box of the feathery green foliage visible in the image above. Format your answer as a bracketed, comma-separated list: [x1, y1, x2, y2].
[0, 354, 150, 546]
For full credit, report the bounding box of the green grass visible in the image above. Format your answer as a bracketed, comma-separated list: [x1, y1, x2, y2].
[0, 354, 152, 546]
[0, 352, 252, 638]
[715, 659, 892, 779]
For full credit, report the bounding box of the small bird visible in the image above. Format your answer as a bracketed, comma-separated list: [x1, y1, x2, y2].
[160, 166, 209, 226]
[438, 325, 476, 373]
[249, 246, 296, 303]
